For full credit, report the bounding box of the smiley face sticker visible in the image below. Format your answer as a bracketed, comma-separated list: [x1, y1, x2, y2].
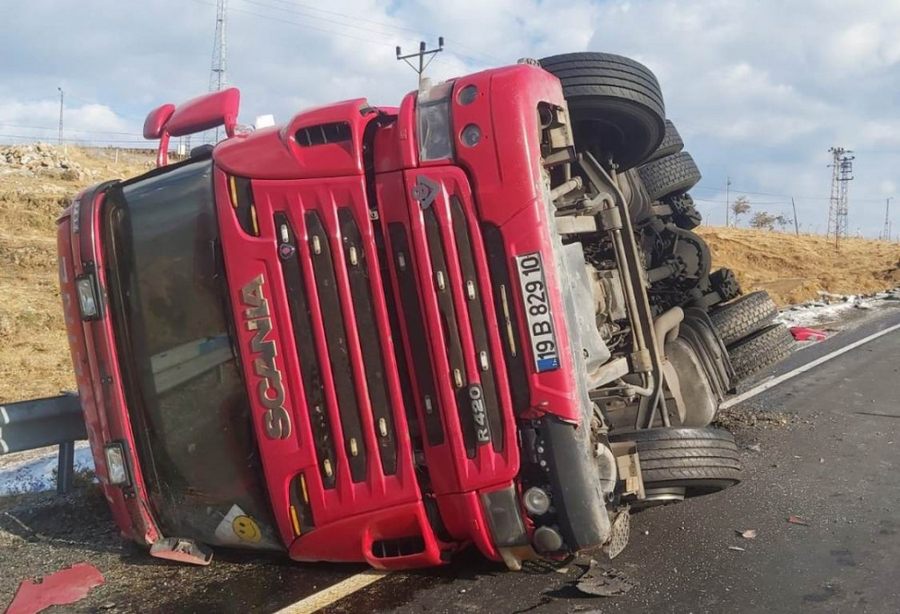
[232, 514, 262, 543]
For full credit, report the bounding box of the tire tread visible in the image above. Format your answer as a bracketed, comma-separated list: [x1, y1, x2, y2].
[710, 291, 778, 346]
[638, 151, 702, 200]
[728, 323, 796, 382]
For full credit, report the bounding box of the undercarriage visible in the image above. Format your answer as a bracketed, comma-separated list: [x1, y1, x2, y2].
[532, 53, 795, 536]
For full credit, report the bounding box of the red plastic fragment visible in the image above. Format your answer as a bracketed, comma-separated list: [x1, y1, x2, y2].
[790, 326, 827, 342]
[6, 562, 104, 614]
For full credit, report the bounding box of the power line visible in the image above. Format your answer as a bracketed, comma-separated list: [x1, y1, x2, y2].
[255, 0, 424, 36]
[0, 133, 149, 145]
[188, 0, 496, 66]
[237, 0, 499, 64]
[0, 123, 141, 137]
[240, 0, 413, 40]
[691, 183, 888, 203]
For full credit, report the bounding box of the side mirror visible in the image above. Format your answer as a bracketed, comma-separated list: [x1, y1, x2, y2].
[167, 88, 240, 138]
[143, 103, 175, 139]
[143, 88, 241, 168]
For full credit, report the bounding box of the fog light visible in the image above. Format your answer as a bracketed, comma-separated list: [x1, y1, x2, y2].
[75, 274, 100, 320]
[460, 124, 481, 147]
[104, 442, 130, 486]
[523, 487, 551, 515]
[533, 525, 564, 553]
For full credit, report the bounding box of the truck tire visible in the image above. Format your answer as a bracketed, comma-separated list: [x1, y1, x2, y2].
[709, 290, 777, 346]
[638, 151, 702, 201]
[609, 427, 741, 499]
[540, 52, 665, 171]
[646, 120, 684, 162]
[727, 323, 796, 382]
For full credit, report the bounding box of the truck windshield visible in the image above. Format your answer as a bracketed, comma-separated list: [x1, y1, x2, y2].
[103, 159, 280, 551]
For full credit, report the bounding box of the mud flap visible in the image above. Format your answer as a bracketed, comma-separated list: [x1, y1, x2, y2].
[540, 416, 611, 551]
[149, 538, 213, 566]
[605, 508, 630, 559]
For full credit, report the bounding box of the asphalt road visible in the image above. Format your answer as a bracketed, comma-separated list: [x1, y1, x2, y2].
[321, 302, 900, 614]
[1, 302, 898, 613]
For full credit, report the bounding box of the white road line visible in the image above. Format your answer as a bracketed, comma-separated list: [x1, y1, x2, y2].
[273, 321, 900, 613]
[273, 569, 389, 614]
[720, 322, 900, 409]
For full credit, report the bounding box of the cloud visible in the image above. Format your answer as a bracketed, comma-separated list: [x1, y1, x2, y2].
[0, 99, 135, 144]
[1, 0, 898, 234]
[586, 0, 900, 235]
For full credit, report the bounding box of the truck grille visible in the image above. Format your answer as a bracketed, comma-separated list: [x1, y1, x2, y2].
[276, 209, 398, 487]
[388, 223, 446, 447]
[268, 167, 518, 499]
[378, 169, 516, 488]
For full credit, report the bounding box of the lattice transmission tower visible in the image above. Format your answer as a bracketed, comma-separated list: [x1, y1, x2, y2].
[198, 0, 228, 145]
[826, 147, 854, 248]
[209, 0, 228, 93]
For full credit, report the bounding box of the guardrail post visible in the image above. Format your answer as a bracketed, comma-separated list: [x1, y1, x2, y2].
[57, 440, 76, 495]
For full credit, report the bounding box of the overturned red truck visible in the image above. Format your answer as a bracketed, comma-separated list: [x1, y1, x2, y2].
[57, 53, 793, 569]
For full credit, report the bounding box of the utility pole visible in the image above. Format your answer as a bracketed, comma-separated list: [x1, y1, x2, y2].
[724, 176, 731, 227]
[882, 197, 892, 241]
[791, 197, 800, 236]
[57, 87, 64, 145]
[826, 147, 854, 249]
[206, 0, 228, 144]
[396, 38, 444, 89]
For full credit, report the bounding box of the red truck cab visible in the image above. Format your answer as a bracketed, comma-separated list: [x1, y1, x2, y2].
[58, 63, 636, 569]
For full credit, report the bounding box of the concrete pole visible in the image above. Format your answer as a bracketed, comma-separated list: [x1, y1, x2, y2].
[725, 176, 731, 227]
[57, 87, 64, 145]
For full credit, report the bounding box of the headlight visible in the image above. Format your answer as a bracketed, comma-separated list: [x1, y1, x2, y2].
[416, 80, 455, 162]
[104, 442, 131, 486]
[75, 273, 100, 320]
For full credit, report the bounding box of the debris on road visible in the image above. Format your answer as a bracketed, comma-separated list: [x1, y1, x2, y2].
[574, 560, 635, 597]
[736, 529, 758, 539]
[787, 515, 810, 526]
[728, 546, 746, 552]
[715, 406, 796, 430]
[790, 326, 827, 342]
[6, 562, 104, 614]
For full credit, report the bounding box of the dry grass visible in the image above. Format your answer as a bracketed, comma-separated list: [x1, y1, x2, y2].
[0, 146, 153, 402]
[698, 226, 900, 305]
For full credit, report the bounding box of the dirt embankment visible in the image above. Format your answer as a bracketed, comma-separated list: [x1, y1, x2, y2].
[0, 145, 153, 402]
[1, 145, 898, 401]
[697, 226, 900, 305]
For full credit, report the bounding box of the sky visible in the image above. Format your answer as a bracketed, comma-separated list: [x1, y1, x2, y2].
[2, 0, 900, 237]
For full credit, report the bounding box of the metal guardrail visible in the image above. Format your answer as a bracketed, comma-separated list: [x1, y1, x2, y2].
[0, 393, 87, 494]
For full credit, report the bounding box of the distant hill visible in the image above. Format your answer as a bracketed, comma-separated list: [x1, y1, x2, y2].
[697, 226, 900, 305]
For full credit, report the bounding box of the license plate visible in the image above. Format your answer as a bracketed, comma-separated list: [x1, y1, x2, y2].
[515, 252, 560, 373]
